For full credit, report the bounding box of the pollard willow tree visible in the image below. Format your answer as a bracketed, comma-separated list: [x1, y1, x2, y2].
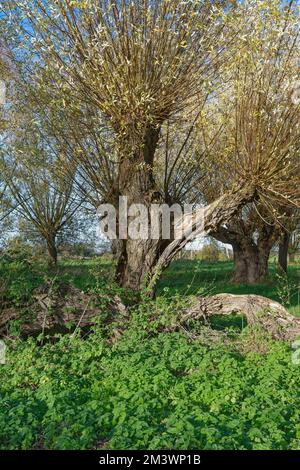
[4, 0, 300, 292]
[4, 0, 229, 287]
[0, 93, 81, 266]
[189, 0, 300, 284]
[0, 38, 82, 266]
[147, 0, 300, 292]
[3, 145, 80, 267]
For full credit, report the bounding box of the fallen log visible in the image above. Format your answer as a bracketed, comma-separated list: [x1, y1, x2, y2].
[181, 293, 300, 341]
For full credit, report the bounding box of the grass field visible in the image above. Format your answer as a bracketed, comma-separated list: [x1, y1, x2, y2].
[1, 256, 300, 450]
[57, 257, 300, 315]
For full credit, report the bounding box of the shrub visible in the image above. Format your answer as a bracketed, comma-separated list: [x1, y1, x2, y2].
[0, 246, 42, 307]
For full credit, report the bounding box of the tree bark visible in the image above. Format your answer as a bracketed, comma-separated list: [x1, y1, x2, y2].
[114, 125, 174, 290]
[278, 232, 289, 273]
[146, 184, 257, 294]
[46, 233, 58, 267]
[116, 238, 171, 290]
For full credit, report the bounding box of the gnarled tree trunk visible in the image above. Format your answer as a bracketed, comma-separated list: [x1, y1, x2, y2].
[112, 121, 259, 292]
[211, 218, 279, 284]
[145, 184, 257, 294]
[114, 181, 256, 292]
[46, 233, 58, 267]
[114, 125, 171, 290]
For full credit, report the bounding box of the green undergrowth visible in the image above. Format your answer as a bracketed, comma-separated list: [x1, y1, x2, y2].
[1, 293, 300, 450]
[1, 254, 300, 450]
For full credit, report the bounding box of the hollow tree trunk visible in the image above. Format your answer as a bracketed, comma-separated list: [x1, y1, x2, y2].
[232, 242, 271, 284]
[278, 232, 289, 273]
[46, 233, 58, 267]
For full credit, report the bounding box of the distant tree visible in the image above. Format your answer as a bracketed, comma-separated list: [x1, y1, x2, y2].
[201, 240, 220, 263]
[2, 121, 81, 266]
